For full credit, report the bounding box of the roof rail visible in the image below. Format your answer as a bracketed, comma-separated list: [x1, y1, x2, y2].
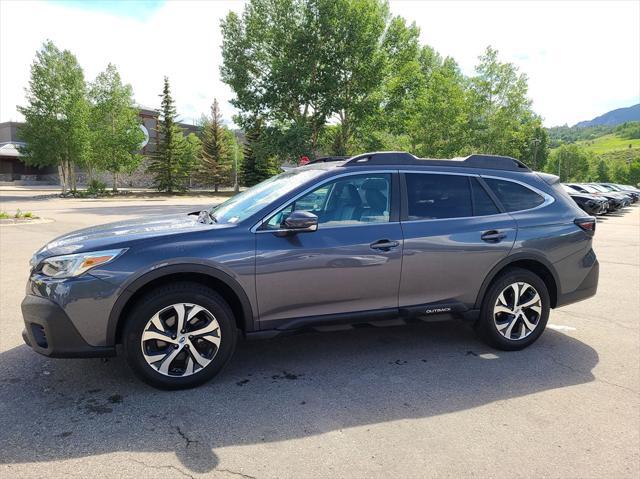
[309, 155, 350, 164]
[343, 151, 530, 172]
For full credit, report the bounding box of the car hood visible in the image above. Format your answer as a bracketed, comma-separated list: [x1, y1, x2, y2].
[33, 213, 223, 262]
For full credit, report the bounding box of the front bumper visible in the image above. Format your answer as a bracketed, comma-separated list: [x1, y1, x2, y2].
[21, 295, 115, 358]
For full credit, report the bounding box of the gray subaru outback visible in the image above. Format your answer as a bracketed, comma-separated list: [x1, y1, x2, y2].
[22, 152, 599, 389]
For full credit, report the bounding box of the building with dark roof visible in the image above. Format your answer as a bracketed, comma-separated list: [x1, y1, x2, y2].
[0, 109, 199, 185]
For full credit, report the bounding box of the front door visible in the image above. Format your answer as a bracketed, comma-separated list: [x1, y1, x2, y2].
[255, 172, 403, 330]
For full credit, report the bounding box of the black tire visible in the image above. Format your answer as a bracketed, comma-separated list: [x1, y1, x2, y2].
[475, 267, 550, 351]
[122, 282, 237, 390]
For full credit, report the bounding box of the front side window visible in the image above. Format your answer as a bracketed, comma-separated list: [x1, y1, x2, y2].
[405, 173, 472, 220]
[264, 174, 391, 229]
[483, 178, 545, 212]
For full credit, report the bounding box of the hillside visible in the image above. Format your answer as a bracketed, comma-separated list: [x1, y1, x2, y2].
[576, 133, 640, 154]
[546, 119, 640, 184]
[574, 103, 640, 128]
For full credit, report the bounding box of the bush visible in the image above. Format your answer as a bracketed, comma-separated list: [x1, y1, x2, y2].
[87, 179, 107, 194]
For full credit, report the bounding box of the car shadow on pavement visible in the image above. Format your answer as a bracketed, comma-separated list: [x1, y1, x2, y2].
[0, 320, 598, 474]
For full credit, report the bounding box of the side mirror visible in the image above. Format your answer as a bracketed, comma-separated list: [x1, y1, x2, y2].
[282, 210, 318, 233]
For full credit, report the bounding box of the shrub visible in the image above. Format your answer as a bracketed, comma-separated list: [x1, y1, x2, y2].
[87, 179, 107, 194]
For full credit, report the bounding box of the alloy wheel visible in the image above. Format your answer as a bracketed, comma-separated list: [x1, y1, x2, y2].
[140, 303, 221, 377]
[493, 282, 542, 340]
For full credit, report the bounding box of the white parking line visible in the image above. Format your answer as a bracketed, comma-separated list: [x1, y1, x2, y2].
[547, 324, 577, 332]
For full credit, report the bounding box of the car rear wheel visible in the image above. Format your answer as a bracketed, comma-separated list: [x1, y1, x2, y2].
[122, 282, 237, 389]
[475, 268, 550, 351]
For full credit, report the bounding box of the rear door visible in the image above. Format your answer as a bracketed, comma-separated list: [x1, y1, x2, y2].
[255, 171, 403, 330]
[398, 172, 517, 312]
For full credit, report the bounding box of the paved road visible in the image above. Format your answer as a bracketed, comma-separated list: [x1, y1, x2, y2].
[0, 193, 638, 479]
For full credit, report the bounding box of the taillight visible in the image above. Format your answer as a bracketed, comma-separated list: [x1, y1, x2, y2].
[574, 217, 596, 234]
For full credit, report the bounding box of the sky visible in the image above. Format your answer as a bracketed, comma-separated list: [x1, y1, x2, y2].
[1, 0, 638, 127]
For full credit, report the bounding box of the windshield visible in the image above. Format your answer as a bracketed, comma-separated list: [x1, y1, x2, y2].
[562, 184, 579, 194]
[589, 184, 607, 192]
[580, 185, 600, 193]
[209, 168, 326, 224]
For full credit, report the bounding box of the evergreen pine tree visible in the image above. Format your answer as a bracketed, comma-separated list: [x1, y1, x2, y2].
[241, 120, 278, 186]
[241, 124, 260, 187]
[147, 77, 189, 192]
[198, 99, 232, 191]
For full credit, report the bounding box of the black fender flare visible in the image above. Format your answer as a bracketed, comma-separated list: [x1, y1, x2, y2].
[473, 252, 561, 310]
[106, 262, 255, 344]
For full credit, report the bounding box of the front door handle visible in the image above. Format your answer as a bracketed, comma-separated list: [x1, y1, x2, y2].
[481, 230, 507, 243]
[370, 239, 399, 251]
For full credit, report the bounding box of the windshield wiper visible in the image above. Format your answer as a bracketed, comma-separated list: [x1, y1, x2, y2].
[197, 210, 217, 224]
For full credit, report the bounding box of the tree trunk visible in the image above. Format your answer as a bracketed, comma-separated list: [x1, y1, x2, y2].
[214, 184, 219, 193]
[112, 171, 118, 192]
[58, 164, 67, 194]
[68, 161, 77, 192]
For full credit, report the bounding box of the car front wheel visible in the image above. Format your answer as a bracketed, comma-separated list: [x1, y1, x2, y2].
[122, 282, 237, 389]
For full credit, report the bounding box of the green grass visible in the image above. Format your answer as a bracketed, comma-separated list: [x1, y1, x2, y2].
[576, 134, 640, 154]
[0, 210, 37, 220]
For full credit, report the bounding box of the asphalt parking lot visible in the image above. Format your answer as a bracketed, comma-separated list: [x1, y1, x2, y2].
[0, 190, 638, 479]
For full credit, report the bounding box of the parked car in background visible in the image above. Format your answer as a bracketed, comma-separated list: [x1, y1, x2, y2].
[562, 185, 609, 215]
[22, 152, 600, 389]
[566, 183, 627, 210]
[589, 183, 635, 206]
[599, 183, 639, 203]
[588, 184, 635, 204]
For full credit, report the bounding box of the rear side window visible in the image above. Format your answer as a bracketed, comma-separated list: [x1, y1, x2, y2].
[405, 174, 471, 220]
[484, 178, 545, 212]
[471, 178, 499, 216]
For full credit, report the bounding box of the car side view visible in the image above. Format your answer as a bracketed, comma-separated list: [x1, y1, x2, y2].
[22, 152, 599, 389]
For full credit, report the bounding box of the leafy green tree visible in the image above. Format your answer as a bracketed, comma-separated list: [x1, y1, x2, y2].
[378, 17, 425, 153]
[627, 160, 640, 187]
[468, 46, 535, 158]
[593, 159, 610, 182]
[517, 121, 548, 171]
[546, 144, 590, 182]
[221, 0, 390, 160]
[88, 63, 144, 191]
[324, 0, 388, 154]
[416, 57, 468, 157]
[609, 160, 629, 183]
[18, 40, 90, 192]
[198, 99, 233, 191]
[147, 77, 190, 192]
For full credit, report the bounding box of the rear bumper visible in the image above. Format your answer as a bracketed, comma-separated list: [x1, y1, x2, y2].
[556, 259, 599, 308]
[21, 295, 115, 358]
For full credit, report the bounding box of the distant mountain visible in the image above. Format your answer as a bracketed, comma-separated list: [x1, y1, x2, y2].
[574, 103, 640, 128]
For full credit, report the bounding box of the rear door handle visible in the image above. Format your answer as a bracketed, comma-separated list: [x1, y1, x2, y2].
[370, 239, 399, 251]
[481, 230, 507, 243]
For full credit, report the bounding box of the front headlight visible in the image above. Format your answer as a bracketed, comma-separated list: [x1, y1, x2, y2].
[38, 249, 126, 279]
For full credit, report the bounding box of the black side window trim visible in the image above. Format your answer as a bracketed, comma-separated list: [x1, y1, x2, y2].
[476, 176, 506, 214]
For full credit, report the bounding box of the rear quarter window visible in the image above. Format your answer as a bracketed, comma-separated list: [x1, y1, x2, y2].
[484, 178, 545, 212]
